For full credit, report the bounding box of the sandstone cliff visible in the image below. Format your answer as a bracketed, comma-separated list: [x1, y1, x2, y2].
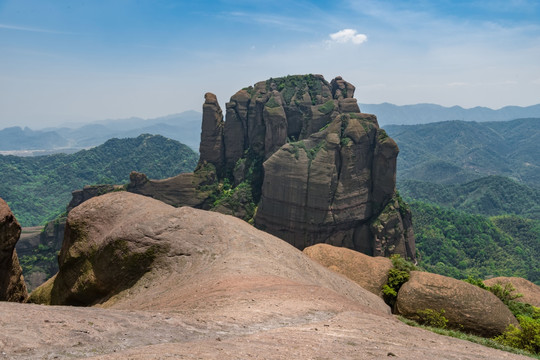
[0, 197, 28, 302]
[74, 75, 415, 260]
[195, 75, 415, 260]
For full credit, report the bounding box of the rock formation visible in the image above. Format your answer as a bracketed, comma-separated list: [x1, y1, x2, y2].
[197, 74, 415, 260]
[16, 220, 65, 291]
[70, 74, 415, 261]
[484, 276, 540, 307]
[395, 271, 518, 337]
[0, 197, 28, 302]
[67, 184, 124, 212]
[303, 243, 393, 297]
[29, 191, 389, 317]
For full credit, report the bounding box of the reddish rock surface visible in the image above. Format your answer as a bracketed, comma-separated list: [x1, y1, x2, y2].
[396, 271, 519, 337]
[0, 197, 28, 302]
[303, 243, 393, 297]
[5, 192, 529, 359]
[485, 276, 540, 307]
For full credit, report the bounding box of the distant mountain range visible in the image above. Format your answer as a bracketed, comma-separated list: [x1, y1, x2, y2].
[385, 118, 540, 187]
[3, 103, 540, 154]
[0, 111, 202, 154]
[360, 103, 540, 126]
[0, 134, 198, 226]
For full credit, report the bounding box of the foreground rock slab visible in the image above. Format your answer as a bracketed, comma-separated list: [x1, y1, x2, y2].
[0, 302, 532, 360]
[0, 197, 28, 302]
[396, 271, 519, 337]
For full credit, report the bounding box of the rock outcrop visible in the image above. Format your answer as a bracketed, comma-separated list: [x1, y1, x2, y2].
[29, 191, 389, 317]
[0, 198, 28, 302]
[197, 75, 415, 260]
[16, 220, 65, 291]
[67, 184, 125, 212]
[484, 276, 540, 307]
[396, 271, 518, 337]
[74, 75, 414, 261]
[303, 244, 393, 297]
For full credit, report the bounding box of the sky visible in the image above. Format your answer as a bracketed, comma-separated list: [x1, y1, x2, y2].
[1, 0, 539, 129]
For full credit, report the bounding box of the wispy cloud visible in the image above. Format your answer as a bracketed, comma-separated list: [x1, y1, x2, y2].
[222, 11, 313, 33]
[328, 29, 367, 45]
[0, 23, 71, 34]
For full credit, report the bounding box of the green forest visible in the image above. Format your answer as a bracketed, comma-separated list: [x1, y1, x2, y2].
[387, 118, 540, 286]
[409, 202, 539, 284]
[0, 134, 198, 226]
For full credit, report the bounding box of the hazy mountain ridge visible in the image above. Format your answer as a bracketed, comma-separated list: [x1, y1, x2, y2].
[385, 118, 540, 187]
[360, 102, 540, 126]
[0, 111, 202, 154]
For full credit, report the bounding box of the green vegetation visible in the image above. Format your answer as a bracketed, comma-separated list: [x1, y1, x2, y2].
[385, 118, 540, 187]
[0, 134, 198, 226]
[318, 100, 335, 115]
[266, 74, 328, 106]
[496, 315, 540, 355]
[416, 309, 449, 328]
[382, 254, 418, 307]
[411, 202, 539, 284]
[398, 316, 540, 359]
[399, 176, 540, 220]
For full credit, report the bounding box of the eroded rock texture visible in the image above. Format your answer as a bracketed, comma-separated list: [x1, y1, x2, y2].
[396, 271, 518, 337]
[0, 197, 28, 302]
[198, 75, 415, 260]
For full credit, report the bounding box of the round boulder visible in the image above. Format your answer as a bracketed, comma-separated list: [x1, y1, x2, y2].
[303, 243, 393, 297]
[396, 271, 518, 337]
[484, 277, 540, 308]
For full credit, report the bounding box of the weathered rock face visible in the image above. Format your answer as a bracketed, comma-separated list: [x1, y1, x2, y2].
[16, 220, 65, 291]
[303, 244, 393, 297]
[198, 75, 415, 260]
[29, 191, 389, 317]
[484, 276, 540, 307]
[68, 184, 125, 212]
[0, 198, 28, 302]
[90, 75, 414, 261]
[396, 271, 518, 337]
[199, 93, 225, 176]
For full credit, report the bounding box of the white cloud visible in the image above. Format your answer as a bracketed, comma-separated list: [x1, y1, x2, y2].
[329, 29, 367, 44]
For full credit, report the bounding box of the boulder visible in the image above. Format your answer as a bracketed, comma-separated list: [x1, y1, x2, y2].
[396, 271, 518, 337]
[29, 192, 390, 317]
[303, 244, 393, 297]
[0, 197, 28, 302]
[484, 276, 540, 307]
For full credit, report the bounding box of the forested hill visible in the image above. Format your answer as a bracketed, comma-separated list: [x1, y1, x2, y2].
[385, 118, 540, 187]
[0, 134, 198, 226]
[399, 176, 540, 220]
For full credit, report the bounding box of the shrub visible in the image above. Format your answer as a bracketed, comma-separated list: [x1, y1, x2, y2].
[417, 309, 449, 329]
[495, 315, 540, 354]
[489, 282, 523, 304]
[382, 255, 418, 307]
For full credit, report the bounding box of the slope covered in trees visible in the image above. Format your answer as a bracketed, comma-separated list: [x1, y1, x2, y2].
[0, 134, 198, 226]
[399, 176, 540, 220]
[411, 202, 539, 284]
[385, 118, 540, 187]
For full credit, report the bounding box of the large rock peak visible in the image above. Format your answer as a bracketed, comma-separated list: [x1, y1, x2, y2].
[0, 197, 28, 302]
[197, 74, 415, 261]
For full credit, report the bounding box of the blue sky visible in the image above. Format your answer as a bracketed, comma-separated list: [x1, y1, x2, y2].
[1, 0, 539, 128]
